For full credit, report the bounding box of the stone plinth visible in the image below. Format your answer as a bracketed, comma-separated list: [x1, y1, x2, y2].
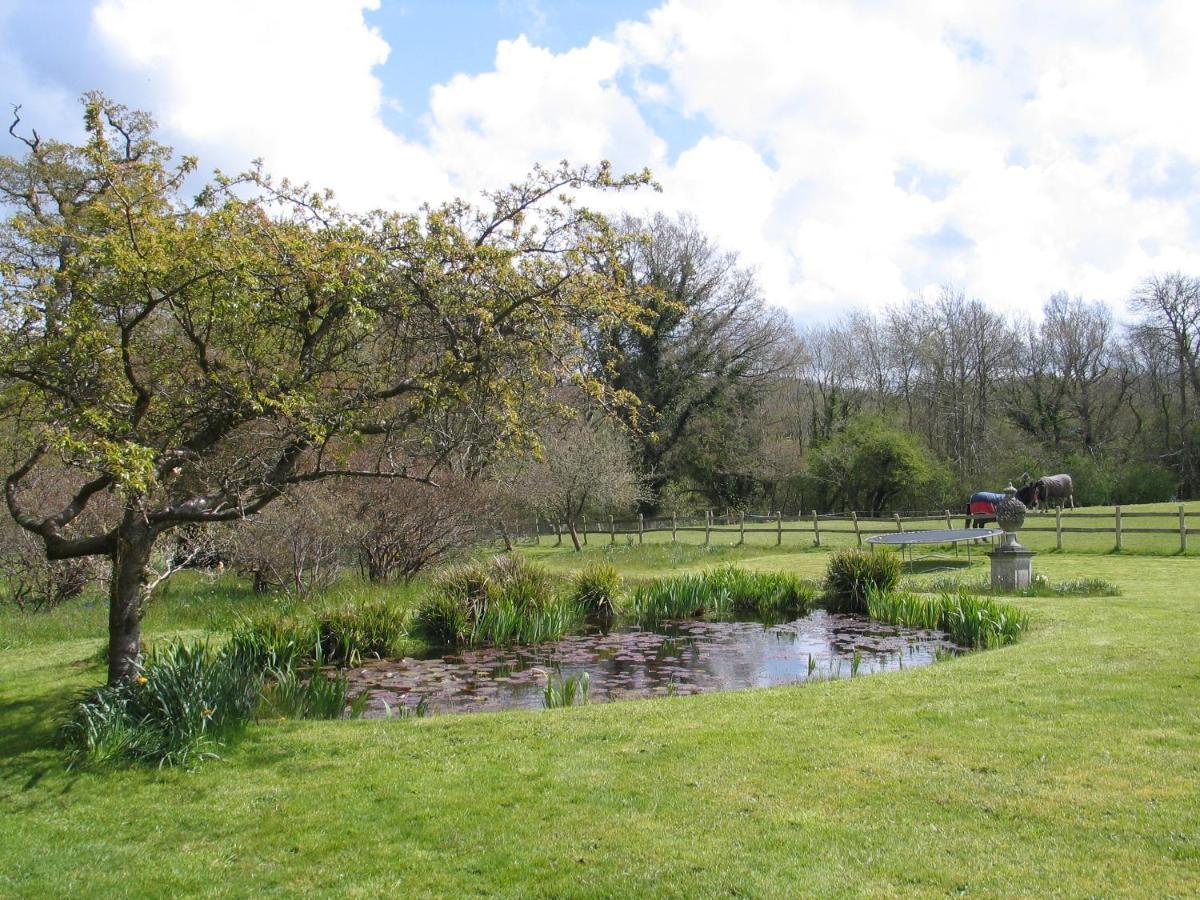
[989, 540, 1036, 589]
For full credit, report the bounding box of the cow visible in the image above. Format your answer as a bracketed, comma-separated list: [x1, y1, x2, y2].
[1019, 473, 1075, 510]
[966, 491, 1005, 528]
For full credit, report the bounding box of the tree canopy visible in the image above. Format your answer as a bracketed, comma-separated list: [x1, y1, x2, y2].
[0, 93, 654, 682]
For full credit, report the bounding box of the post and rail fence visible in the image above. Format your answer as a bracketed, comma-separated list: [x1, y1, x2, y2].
[500, 504, 1200, 554]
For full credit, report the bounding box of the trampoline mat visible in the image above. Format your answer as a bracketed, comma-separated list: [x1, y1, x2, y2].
[866, 528, 1003, 546]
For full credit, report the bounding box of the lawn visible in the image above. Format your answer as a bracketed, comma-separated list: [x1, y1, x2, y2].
[1, 545, 1198, 895]
[558, 500, 1200, 557]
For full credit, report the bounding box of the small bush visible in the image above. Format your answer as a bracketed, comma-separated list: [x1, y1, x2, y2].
[866, 586, 1029, 649]
[824, 548, 901, 613]
[569, 563, 623, 615]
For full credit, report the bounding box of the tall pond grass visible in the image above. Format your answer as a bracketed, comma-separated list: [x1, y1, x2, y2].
[865, 586, 1030, 649]
[414, 555, 584, 646]
[626, 566, 815, 624]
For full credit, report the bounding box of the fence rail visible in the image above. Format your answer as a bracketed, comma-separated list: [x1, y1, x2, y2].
[512, 504, 1198, 553]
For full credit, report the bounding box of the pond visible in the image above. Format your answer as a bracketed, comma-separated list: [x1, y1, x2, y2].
[346, 610, 959, 716]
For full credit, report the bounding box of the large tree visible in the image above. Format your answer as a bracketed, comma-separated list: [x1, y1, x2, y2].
[0, 95, 652, 683]
[599, 213, 790, 509]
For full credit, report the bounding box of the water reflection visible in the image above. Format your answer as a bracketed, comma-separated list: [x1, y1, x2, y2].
[346, 610, 957, 717]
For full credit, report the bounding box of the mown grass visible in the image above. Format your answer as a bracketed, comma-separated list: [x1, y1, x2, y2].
[0, 525, 1198, 894]
[905, 572, 1122, 597]
[0, 553, 1195, 895]
[534, 499, 1200, 558]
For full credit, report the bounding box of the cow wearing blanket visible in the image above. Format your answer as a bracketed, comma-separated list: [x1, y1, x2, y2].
[1016, 473, 1075, 510]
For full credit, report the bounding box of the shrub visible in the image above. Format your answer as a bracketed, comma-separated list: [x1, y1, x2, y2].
[866, 586, 1029, 649]
[824, 548, 901, 613]
[61, 639, 264, 769]
[569, 563, 623, 615]
[414, 555, 582, 646]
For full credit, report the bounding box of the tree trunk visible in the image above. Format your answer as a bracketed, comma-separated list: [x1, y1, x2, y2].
[567, 519, 582, 552]
[107, 517, 156, 685]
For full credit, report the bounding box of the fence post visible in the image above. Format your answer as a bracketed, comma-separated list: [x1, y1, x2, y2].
[852, 511, 861, 547]
[582, 521, 588, 546]
[533, 516, 540, 545]
[776, 510, 783, 546]
[944, 509, 958, 557]
[1181, 503, 1188, 553]
[610, 515, 616, 545]
[554, 521, 562, 547]
[705, 509, 711, 547]
[1114, 505, 1122, 551]
[672, 511, 678, 543]
[638, 513, 644, 545]
[811, 510, 821, 547]
[894, 512, 903, 532]
[739, 511, 745, 546]
[1055, 507, 1062, 551]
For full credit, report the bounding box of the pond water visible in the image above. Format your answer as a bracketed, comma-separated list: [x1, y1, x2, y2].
[346, 610, 959, 717]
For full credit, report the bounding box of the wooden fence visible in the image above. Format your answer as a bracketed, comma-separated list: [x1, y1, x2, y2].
[509, 504, 1200, 553]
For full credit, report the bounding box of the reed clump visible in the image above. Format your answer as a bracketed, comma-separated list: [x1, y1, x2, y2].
[414, 555, 583, 646]
[626, 565, 815, 623]
[865, 586, 1029, 649]
[824, 548, 902, 613]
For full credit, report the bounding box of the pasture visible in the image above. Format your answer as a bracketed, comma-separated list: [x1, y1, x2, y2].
[1, 510, 1198, 896]
[550, 500, 1200, 558]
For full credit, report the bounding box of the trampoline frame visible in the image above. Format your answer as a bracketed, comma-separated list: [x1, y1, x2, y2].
[866, 528, 1004, 564]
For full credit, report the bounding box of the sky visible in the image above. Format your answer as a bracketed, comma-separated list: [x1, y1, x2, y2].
[2, 0, 1199, 322]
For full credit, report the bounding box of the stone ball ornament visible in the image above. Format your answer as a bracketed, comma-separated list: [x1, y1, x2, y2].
[995, 483, 1027, 535]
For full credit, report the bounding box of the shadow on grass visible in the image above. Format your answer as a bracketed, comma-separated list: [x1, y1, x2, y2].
[901, 559, 976, 575]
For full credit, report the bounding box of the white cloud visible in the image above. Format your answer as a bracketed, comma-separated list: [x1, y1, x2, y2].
[92, 0, 450, 210]
[426, 35, 666, 193]
[69, 0, 1200, 320]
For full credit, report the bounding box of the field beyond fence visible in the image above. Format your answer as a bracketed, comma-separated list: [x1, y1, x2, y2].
[512, 501, 1200, 556]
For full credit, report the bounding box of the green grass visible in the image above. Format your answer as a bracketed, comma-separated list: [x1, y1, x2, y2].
[1, 539, 1198, 894]
[526, 500, 1200, 558]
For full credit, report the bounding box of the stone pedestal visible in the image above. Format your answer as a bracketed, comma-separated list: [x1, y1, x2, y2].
[989, 540, 1036, 588]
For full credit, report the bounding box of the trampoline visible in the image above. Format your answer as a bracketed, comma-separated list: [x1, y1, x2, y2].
[866, 528, 1003, 564]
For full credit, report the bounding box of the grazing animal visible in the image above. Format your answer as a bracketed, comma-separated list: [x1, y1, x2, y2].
[966, 491, 1005, 528]
[1020, 473, 1075, 510]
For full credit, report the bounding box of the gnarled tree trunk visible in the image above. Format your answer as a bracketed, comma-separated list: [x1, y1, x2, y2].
[106, 515, 157, 685]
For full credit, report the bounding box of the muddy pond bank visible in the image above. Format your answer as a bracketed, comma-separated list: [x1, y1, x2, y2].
[346, 610, 958, 716]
